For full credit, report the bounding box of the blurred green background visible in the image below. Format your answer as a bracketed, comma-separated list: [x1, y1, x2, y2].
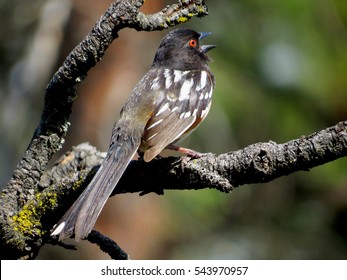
[1, 0, 347, 259]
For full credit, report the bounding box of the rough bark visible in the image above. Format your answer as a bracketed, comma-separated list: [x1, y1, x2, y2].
[0, 0, 208, 260]
[40, 121, 347, 197]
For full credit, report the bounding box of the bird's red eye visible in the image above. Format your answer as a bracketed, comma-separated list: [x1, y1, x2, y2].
[189, 38, 198, 48]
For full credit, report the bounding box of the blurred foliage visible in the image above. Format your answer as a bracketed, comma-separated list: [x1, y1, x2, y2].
[1, 0, 347, 259]
[175, 0, 347, 259]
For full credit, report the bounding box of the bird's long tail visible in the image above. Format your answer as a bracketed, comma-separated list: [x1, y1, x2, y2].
[51, 123, 141, 241]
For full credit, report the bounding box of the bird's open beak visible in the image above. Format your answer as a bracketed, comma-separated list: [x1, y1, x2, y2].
[199, 32, 216, 53]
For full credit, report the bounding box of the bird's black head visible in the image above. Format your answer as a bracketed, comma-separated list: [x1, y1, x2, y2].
[152, 28, 216, 71]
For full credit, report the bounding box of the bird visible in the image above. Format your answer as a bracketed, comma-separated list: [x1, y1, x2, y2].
[51, 28, 216, 241]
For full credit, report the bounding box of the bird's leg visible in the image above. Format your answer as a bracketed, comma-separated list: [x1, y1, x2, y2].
[165, 144, 203, 159]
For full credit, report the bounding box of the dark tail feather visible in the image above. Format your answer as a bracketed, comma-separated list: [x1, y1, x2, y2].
[51, 131, 141, 241]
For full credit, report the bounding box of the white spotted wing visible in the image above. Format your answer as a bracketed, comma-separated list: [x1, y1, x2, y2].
[141, 68, 215, 162]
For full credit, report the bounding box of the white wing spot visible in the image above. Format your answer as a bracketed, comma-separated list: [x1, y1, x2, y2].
[179, 78, 193, 101]
[147, 119, 163, 130]
[184, 111, 192, 118]
[165, 76, 172, 89]
[196, 71, 207, 91]
[164, 69, 171, 78]
[155, 102, 170, 116]
[200, 71, 207, 89]
[151, 76, 160, 90]
[147, 132, 158, 141]
[179, 111, 192, 119]
[200, 102, 212, 119]
[164, 69, 172, 89]
[192, 108, 198, 116]
[174, 70, 182, 83]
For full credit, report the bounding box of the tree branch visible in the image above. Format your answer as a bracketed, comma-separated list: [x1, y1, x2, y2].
[87, 230, 129, 260]
[4, 120, 346, 258]
[0, 0, 208, 260]
[41, 121, 347, 198]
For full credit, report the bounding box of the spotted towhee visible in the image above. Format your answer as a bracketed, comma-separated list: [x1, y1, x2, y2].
[52, 28, 216, 241]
